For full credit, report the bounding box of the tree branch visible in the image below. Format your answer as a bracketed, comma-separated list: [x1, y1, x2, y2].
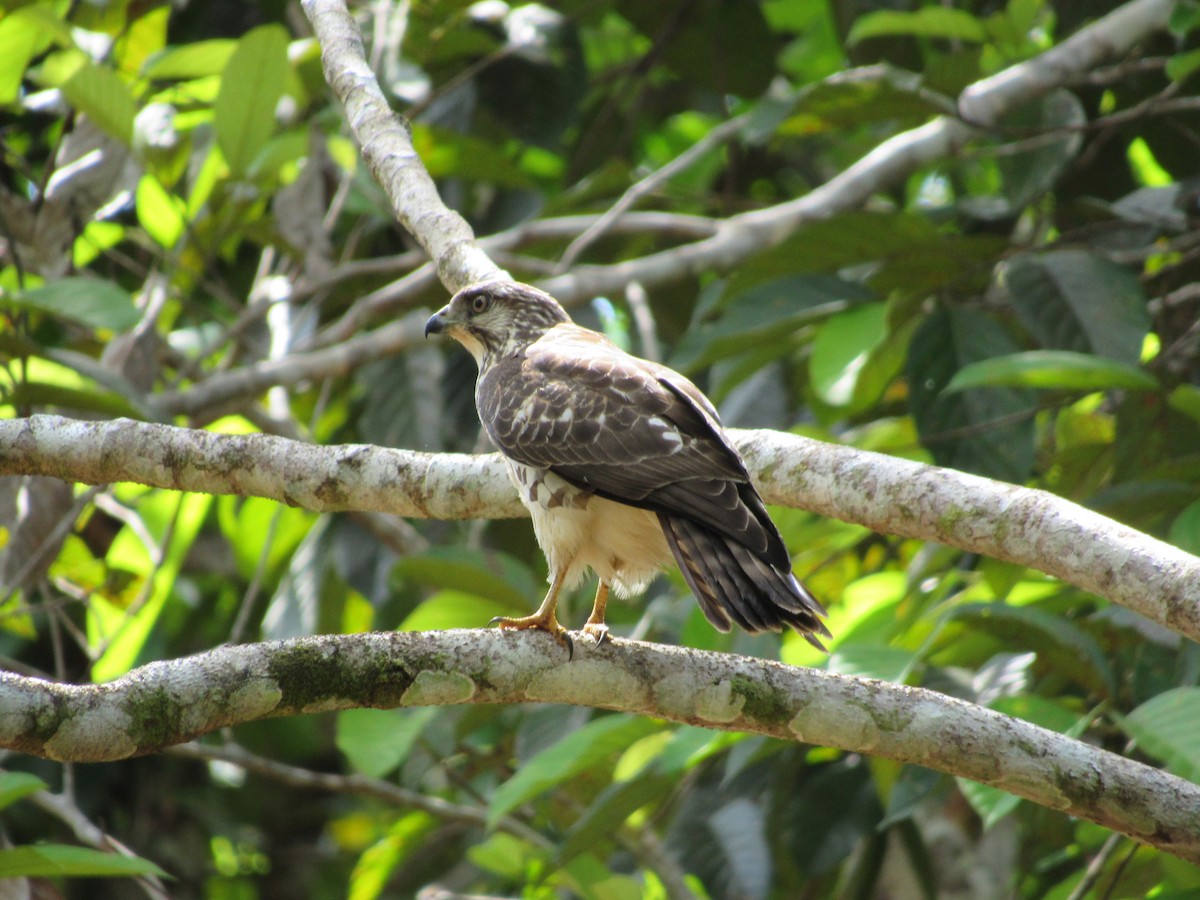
[301, 0, 501, 292]
[2, 630, 1196, 863]
[2, 415, 1198, 644]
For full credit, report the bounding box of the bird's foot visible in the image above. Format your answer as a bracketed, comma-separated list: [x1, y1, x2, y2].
[489, 612, 573, 658]
[580, 622, 610, 647]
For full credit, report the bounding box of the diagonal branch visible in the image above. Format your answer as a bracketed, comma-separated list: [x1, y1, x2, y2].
[2, 629, 1197, 863]
[2, 415, 1198, 644]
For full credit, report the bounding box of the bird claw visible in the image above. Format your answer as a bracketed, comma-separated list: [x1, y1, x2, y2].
[581, 622, 610, 648]
[489, 614, 574, 659]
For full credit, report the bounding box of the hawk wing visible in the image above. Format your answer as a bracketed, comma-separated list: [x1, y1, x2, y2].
[478, 325, 785, 564]
[478, 324, 828, 644]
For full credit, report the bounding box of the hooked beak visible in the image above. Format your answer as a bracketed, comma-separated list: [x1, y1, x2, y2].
[424, 306, 452, 338]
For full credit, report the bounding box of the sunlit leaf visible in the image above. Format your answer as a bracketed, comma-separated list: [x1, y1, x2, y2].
[336, 707, 438, 779]
[143, 39, 237, 79]
[945, 351, 1159, 393]
[487, 715, 659, 829]
[849, 7, 986, 44]
[214, 25, 290, 176]
[809, 304, 888, 407]
[61, 60, 137, 145]
[0, 772, 47, 811]
[1120, 688, 1200, 782]
[0, 845, 168, 879]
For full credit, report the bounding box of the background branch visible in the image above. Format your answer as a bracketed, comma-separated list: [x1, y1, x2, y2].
[3, 415, 1198, 644]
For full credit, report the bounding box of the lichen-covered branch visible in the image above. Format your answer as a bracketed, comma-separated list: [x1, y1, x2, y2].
[2, 629, 1197, 863]
[3, 415, 1197, 643]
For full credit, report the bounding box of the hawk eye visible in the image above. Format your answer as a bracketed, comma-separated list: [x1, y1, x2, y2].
[470, 294, 490, 314]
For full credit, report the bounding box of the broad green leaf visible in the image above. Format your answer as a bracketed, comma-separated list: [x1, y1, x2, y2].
[336, 707, 438, 779]
[392, 548, 541, 613]
[849, 8, 986, 44]
[956, 777, 1021, 829]
[486, 715, 659, 829]
[8, 277, 140, 332]
[0, 7, 56, 104]
[136, 174, 186, 249]
[1002, 251, 1150, 365]
[906, 307, 1035, 482]
[557, 773, 675, 865]
[73, 221, 125, 269]
[3, 382, 143, 419]
[810, 303, 888, 406]
[948, 603, 1116, 697]
[414, 124, 534, 188]
[1169, 499, 1200, 556]
[1120, 687, 1200, 782]
[670, 275, 873, 373]
[91, 491, 213, 681]
[828, 644, 917, 683]
[0, 844, 167, 879]
[60, 60, 136, 145]
[0, 772, 47, 811]
[945, 351, 1159, 393]
[143, 39, 237, 79]
[214, 25, 290, 176]
[1167, 47, 1200, 82]
[400, 590, 515, 631]
[779, 75, 944, 136]
[348, 813, 435, 900]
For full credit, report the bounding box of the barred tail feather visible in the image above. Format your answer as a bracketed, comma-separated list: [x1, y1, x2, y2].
[660, 514, 830, 650]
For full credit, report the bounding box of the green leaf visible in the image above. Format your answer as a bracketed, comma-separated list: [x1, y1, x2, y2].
[8, 277, 140, 331]
[948, 603, 1116, 697]
[1002, 250, 1150, 364]
[670, 275, 873, 373]
[142, 38, 237, 79]
[0, 844, 168, 879]
[336, 707, 438, 779]
[0, 7, 57, 104]
[136, 174, 186, 249]
[486, 715, 659, 829]
[810, 303, 888, 406]
[828, 644, 917, 683]
[0, 772, 48, 811]
[906, 307, 1035, 481]
[557, 773, 675, 865]
[1167, 47, 1200, 82]
[1120, 687, 1200, 782]
[945, 351, 1159, 393]
[214, 25, 290, 176]
[60, 60, 136, 145]
[848, 8, 987, 44]
[1169, 499, 1200, 558]
[393, 548, 541, 615]
[956, 777, 1021, 829]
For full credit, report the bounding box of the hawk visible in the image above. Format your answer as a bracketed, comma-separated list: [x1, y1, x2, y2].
[425, 280, 829, 651]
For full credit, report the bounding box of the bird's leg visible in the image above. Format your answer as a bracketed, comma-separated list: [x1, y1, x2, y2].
[490, 568, 572, 654]
[581, 581, 610, 646]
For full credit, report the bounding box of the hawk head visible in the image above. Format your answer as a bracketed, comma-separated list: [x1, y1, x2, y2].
[425, 280, 571, 368]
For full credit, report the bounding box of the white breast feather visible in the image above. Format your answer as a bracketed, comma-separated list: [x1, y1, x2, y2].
[506, 461, 671, 597]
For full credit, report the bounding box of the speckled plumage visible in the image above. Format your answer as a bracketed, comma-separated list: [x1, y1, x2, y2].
[425, 280, 829, 648]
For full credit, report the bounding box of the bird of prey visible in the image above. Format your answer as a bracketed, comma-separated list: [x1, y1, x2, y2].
[425, 280, 829, 651]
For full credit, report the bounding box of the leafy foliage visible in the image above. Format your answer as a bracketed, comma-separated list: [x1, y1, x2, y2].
[1, 0, 1200, 897]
